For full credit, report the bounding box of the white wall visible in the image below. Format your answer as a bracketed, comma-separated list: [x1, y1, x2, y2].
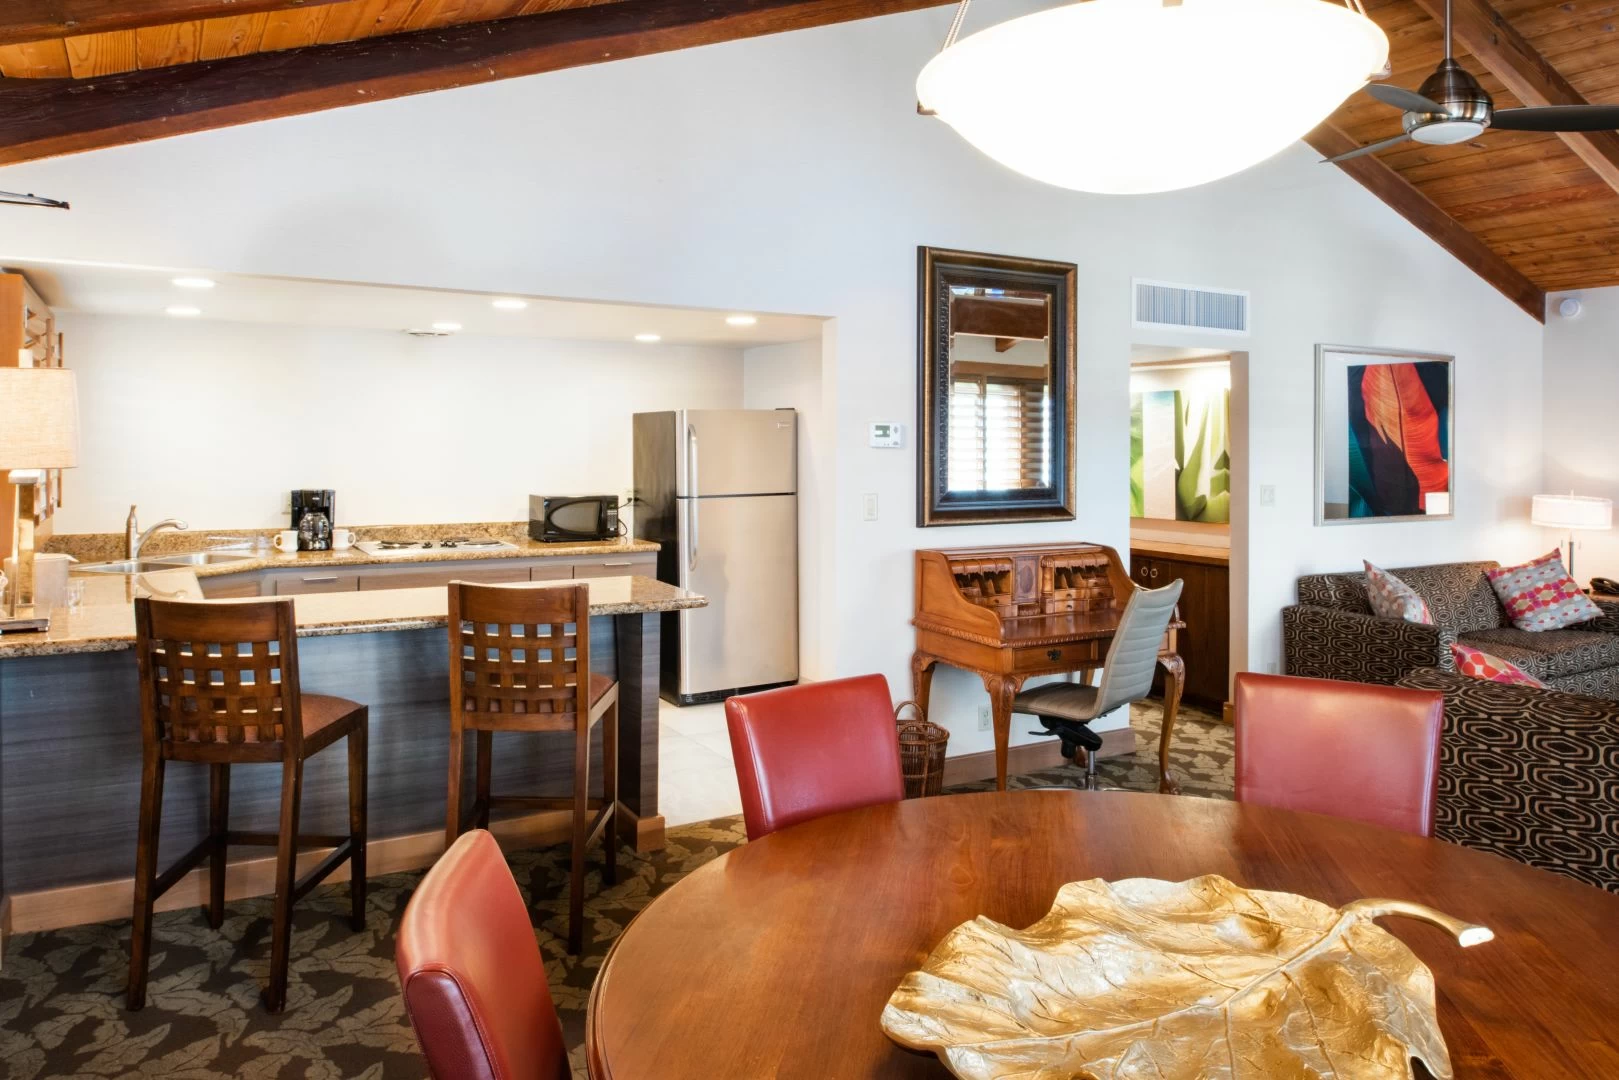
[53, 313, 745, 531]
[1544, 287, 1619, 581]
[743, 337, 831, 681]
[0, 4, 1546, 749]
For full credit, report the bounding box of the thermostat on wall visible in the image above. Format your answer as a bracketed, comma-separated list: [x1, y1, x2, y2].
[869, 422, 905, 448]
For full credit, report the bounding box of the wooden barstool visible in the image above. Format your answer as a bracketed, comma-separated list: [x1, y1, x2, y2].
[446, 581, 618, 955]
[129, 596, 369, 1013]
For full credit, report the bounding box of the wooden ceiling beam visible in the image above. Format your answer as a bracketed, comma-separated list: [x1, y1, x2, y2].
[0, 0, 352, 46]
[1306, 121, 1545, 322]
[0, 0, 953, 165]
[1407, 0, 1619, 196]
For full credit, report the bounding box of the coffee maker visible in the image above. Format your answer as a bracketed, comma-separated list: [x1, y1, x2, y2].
[290, 489, 336, 551]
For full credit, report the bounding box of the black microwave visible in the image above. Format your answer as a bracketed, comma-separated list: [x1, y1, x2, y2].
[529, 494, 620, 542]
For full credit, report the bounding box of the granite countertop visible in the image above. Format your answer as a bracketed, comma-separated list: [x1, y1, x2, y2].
[0, 571, 704, 659]
[45, 521, 657, 578]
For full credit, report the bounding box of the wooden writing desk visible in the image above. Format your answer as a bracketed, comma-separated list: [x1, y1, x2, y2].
[910, 542, 1184, 792]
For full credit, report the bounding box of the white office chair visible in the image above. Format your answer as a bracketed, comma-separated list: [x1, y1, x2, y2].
[1013, 579, 1183, 789]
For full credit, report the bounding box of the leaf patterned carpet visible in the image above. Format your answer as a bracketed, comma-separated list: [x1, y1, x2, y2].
[0, 701, 1230, 1079]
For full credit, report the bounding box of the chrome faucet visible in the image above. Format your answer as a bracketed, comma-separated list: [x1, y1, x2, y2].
[126, 505, 190, 560]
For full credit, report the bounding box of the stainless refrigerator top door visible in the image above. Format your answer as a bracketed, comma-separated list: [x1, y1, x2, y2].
[675, 409, 796, 498]
[676, 492, 798, 695]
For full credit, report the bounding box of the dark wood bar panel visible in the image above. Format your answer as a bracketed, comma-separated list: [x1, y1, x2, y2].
[0, 575, 699, 933]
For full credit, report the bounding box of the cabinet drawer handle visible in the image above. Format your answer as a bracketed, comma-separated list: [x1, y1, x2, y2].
[303, 575, 338, 583]
[1150, 568, 1159, 579]
[601, 561, 633, 567]
[1047, 648, 1062, 661]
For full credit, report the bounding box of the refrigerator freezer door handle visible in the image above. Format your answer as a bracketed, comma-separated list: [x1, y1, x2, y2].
[687, 423, 699, 569]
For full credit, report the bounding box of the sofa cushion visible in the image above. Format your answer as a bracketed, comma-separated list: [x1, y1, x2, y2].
[1364, 562, 1432, 623]
[1297, 561, 1503, 632]
[1486, 550, 1604, 631]
[1458, 627, 1619, 679]
[1450, 641, 1545, 688]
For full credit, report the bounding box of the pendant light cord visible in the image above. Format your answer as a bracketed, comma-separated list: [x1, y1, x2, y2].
[917, 0, 973, 114]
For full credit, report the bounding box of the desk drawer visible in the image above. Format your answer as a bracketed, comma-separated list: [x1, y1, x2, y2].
[1012, 640, 1100, 672]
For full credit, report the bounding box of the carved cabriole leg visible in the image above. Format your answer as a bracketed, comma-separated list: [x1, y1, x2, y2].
[910, 652, 937, 718]
[982, 673, 1026, 791]
[1156, 653, 1185, 796]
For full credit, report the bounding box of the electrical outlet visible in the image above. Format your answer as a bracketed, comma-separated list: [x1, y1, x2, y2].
[862, 493, 879, 521]
[977, 705, 991, 732]
[1259, 484, 1276, 507]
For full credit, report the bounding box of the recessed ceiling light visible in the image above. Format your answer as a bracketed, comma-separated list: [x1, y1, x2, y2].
[725, 314, 758, 327]
[431, 321, 462, 332]
[491, 297, 529, 311]
[171, 276, 216, 290]
[634, 333, 662, 343]
[165, 305, 201, 317]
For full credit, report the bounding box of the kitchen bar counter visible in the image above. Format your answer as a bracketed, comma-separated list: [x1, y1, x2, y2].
[0, 569, 700, 658]
[0, 574, 704, 934]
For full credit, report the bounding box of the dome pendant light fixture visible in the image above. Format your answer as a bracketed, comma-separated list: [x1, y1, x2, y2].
[916, 0, 1389, 195]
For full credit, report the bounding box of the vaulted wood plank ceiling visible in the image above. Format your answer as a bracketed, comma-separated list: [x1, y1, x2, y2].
[0, 0, 1615, 313]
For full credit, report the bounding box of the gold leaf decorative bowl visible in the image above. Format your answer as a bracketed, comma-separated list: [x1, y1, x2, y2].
[880, 874, 1492, 1080]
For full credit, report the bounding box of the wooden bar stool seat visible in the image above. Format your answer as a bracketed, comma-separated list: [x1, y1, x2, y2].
[129, 596, 369, 1013]
[446, 580, 619, 955]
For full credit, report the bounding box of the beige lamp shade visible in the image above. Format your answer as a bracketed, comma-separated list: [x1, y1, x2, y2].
[0, 367, 79, 469]
[1532, 493, 1613, 531]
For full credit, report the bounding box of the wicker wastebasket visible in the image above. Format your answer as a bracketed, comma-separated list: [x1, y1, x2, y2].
[894, 699, 949, 799]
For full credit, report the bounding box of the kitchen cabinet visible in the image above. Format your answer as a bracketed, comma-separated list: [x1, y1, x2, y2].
[358, 564, 531, 590]
[271, 571, 360, 595]
[198, 552, 659, 598]
[1130, 546, 1229, 710]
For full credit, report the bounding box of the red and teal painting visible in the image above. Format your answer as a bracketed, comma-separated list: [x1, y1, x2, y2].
[1345, 360, 1451, 518]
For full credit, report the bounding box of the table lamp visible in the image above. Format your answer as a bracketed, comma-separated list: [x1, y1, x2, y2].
[0, 367, 79, 633]
[1531, 492, 1613, 583]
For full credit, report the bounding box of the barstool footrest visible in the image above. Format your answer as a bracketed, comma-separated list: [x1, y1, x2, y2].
[225, 830, 351, 849]
[151, 835, 218, 900]
[291, 838, 357, 904]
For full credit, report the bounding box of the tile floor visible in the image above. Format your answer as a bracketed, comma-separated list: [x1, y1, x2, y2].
[657, 699, 744, 825]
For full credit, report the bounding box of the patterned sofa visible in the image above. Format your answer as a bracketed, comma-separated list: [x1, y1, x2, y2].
[1396, 668, 1619, 894]
[1282, 560, 1619, 699]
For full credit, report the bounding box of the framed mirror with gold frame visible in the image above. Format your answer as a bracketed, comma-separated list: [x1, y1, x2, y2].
[916, 246, 1077, 527]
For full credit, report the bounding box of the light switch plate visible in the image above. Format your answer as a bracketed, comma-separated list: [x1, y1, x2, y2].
[868, 422, 904, 449]
[862, 493, 879, 521]
[1259, 484, 1276, 507]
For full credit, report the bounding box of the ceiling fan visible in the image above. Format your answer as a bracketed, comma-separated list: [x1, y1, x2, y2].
[1326, 0, 1619, 162]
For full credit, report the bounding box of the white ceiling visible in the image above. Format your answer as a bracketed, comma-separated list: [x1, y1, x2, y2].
[1129, 345, 1232, 365]
[2, 258, 827, 349]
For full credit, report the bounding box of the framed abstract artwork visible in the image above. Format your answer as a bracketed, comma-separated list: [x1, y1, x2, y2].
[1315, 344, 1454, 525]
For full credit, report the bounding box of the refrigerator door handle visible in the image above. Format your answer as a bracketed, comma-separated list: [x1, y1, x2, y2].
[687, 423, 699, 569]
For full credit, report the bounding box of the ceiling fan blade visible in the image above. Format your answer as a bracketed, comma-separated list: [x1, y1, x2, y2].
[1492, 104, 1619, 132]
[1322, 133, 1413, 164]
[1363, 83, 1446, 114]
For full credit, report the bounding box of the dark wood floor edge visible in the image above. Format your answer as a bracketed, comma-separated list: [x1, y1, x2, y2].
[8, 801, 665, 935]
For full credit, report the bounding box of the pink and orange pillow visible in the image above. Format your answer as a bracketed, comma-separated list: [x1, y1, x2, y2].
[1485, 550, 1602, 632]
[1364, 562, 1432, 624]
[1450, 642, 1545, 689]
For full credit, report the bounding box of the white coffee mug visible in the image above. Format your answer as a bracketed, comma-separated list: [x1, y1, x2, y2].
[331, 528, 355, 550]
[273, 530, 299, 553]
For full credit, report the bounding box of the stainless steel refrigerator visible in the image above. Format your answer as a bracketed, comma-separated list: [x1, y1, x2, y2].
[633, 409, 798, 705]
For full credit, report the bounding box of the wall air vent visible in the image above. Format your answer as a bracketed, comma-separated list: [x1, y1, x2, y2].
[1133, 279, 1249, 336]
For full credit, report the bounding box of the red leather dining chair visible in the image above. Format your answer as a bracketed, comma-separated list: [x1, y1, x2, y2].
[725, 674, 906, 841]
[396, 829, 568, 1080]
[1233, 672, 1444, 837]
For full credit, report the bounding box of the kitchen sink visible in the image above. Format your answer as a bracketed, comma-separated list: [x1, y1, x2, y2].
[76, 559, 185, 574]
[147, 551, 258, 567]
[77, 551, 258, 574]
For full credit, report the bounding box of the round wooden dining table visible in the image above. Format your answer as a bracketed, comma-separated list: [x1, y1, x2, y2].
[587, 789, 1619, 1079]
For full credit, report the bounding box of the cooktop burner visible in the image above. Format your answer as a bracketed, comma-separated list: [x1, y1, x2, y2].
[352, 537, 520, 557]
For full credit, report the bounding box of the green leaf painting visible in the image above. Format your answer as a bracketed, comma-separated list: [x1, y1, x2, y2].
[1131, 383, 1230, 524]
